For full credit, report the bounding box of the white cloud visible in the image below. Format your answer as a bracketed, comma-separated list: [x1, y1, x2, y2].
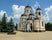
[32, 1, 40, 14]
[44, 5, 52, 23]
[7, 16, 14, 22]
[0, 10, 13, 22]
[12, 5, 25, 23]
[12, 5, 25, 19]
[34, 1, 40, 8]
[0, 10, 7, 18]
[0, 5, 25, 23]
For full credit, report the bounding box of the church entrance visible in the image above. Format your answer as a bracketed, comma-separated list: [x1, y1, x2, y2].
[30, 23, 33, 31]
[26, 23, 33, 32]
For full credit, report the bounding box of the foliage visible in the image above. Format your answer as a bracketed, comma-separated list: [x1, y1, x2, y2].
[1, 13, 7, 32]
[0, 13, 15, 33]
[45, 22, 52, 31]
[7, 18, 15, 32]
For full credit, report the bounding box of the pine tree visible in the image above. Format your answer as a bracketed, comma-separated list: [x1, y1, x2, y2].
[1, 13, 7, 32]
[45, 22, 52, 31]
[8, 18, 14, 32]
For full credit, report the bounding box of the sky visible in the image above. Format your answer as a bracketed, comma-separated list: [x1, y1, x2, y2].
[0, 0, 52, 24]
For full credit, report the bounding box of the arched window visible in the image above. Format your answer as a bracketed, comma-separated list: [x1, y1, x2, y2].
[39, 12, 41, 15]
[42, 22, 43, 26]
[30, 10, 31, 12]
[30, 23, 32, 30]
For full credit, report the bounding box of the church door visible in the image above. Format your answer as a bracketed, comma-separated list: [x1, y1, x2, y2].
[30, 23, 33, 31]
[26, 23, 31, 32]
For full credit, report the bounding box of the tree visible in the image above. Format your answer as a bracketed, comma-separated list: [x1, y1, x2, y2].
[0, 20, 2, 31]
[45, 22, 52, 31]
[7, 18, 14, 32]
[1, 13, 7, 32]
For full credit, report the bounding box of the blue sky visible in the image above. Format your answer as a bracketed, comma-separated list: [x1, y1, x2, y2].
[0, 0, 52, 24]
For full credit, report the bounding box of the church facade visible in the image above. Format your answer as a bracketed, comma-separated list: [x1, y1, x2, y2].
[18, 6, 45, 32]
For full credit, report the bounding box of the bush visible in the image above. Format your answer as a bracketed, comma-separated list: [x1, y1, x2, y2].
[45, 23, 52, 31]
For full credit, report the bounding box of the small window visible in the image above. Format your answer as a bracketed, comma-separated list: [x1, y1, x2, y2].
[30, 10, 31, 12]
[39, 12, 41, 15]
[42, 22, 43, 26]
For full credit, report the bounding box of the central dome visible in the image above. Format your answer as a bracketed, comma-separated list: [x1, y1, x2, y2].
[25, 5, 31, 8]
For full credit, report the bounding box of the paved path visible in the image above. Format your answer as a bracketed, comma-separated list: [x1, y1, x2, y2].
[0, 31, 52, 40]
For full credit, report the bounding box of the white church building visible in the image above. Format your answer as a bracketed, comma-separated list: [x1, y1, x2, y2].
[18, 5, 45, 32]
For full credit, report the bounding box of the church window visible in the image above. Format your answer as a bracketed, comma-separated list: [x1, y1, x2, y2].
[30, 23, 32, 30]
[39, 12, 41, 15]
[42, 22, 43, 26]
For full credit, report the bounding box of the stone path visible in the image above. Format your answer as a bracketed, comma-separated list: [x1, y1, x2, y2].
[0, 31, 52, 40]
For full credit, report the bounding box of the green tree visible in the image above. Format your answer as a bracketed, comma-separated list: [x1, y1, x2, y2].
[7, 18, 14, 32]
[1, 13, 7, 32]
[45, 22, 52, 31]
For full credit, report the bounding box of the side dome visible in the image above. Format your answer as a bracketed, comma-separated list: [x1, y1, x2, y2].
[36, 7, 41, 10]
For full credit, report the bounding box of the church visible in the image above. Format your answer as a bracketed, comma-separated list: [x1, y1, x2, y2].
[18, 5, 45, 32]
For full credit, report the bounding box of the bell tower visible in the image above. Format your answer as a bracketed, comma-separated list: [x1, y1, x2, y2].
[35, 7, 45, 32]
[36, 7, 42, 18]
